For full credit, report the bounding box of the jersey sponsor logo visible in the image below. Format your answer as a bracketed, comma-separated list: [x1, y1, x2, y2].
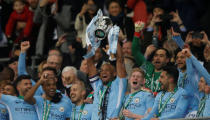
[15, 107, 36, 113]
[59, 107, 64, 112]
[164, 104, 176, 112]
[127, 103, 141, 110]
[50, 112, 65, 119]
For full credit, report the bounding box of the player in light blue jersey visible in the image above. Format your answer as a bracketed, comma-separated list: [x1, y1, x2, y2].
[24, 67, 72, 120]
[0, 83, 17, 120]
[18, 41, 43, 95]
[202, 85, 210, 117]
[181, 48, 210, 118]
[142, 65, 189, 120]
[0, 75, 38, 120]
[70, 80, 93, 120]
[87, 43, 127, 119]
[172, 29, 210, 115]
[119, 68, 154, 120]
[0, 104, 8, 120]
[174, 49, 199, 113]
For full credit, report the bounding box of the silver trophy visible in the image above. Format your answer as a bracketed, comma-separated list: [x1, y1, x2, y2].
[84, 9, 119, 59]
[94, 16, 113, 40]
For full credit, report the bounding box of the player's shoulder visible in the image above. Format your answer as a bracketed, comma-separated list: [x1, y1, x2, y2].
[60, 96, 72, 107]
[1, 94, 17, 101]
[34, 95, 43, 100]
[177, 87, 187, 95]
[85, 103, 94, 109]
[176, 87, 189, 100]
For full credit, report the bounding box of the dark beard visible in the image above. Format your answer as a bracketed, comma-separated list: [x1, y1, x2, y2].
[102, 76, 116, 85]
[51, 92, 62, 103]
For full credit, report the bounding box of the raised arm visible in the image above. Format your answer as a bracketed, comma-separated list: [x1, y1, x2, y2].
[171, 27, 185, 49]
[183, 48, 210, 85]
[18, 41, 30, 76]
[87, 46, 98, 77]
[74, 4, 88, 31]
[24, 75, 46, 104]
[116, 43, 126, 78]
[132, 22, 146, 66]
[86, 46, 100, 90]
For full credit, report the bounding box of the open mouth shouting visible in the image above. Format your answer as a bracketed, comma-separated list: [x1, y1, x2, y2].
[70, 93, 75, 99]
[49, 89, 56, 96]
[133, 81, 138, 85]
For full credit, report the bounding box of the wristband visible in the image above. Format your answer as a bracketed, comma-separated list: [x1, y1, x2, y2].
[134, 32, 141, 37]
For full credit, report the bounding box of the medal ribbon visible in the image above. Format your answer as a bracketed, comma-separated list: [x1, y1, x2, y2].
[87, 91, 94, 98]
[151, 73, 160, 92]
[42, 100, 51, 120]
[123, 90, 142, 109]
[119, 90, 142, 120]
[98, 81, 112, 114]
[197, 95, 206, 117]
[157, 87, 177, 117]
[72, 104, 86, 120]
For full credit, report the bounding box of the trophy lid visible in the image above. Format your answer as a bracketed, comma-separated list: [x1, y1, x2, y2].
[94, 16, 113, 40]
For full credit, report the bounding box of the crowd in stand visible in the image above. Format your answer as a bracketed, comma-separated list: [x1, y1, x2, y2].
[0, 0, 210, 120]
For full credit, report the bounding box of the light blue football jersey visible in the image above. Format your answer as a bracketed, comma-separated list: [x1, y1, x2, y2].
[89, 76, 127, 119]
[0, 103, 9, 120]
[0, 94, 38, 120]
[71, 104, 93, 120]
[34, 96, 71, 120]
[123, 91, 154, 120]
[142, 88, 189, 120]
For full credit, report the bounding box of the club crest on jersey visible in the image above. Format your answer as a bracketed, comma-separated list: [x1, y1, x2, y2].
[83, 110, 88, 115]
[134, 98, 140, 103]
[1, 109, 6, 114]
[170, 98, 175, 103]
[59, 107, 64, 112]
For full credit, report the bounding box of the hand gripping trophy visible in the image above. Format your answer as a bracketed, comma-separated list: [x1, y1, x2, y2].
[83, 9, 120, 60]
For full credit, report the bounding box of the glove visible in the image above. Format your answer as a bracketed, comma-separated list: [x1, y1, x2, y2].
[134, 21, 145, 33]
